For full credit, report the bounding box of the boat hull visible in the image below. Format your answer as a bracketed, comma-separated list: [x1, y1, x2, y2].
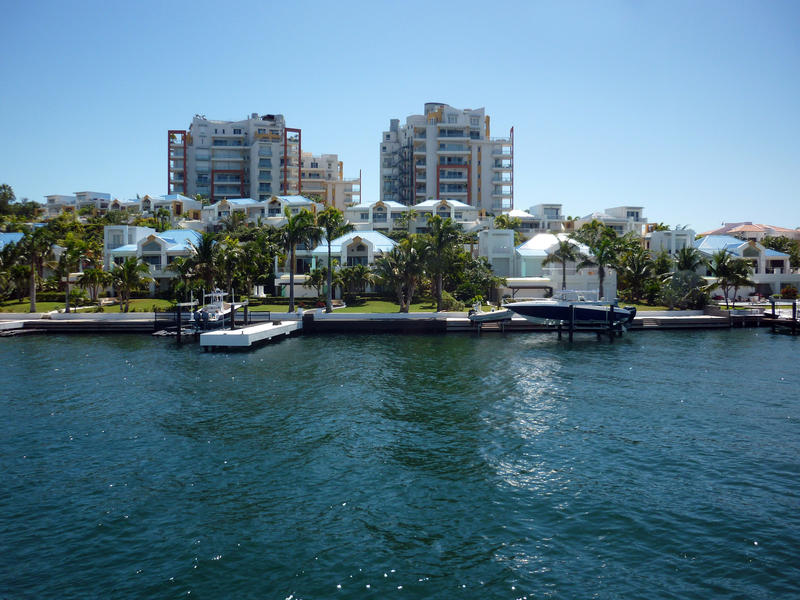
[506, 301, 636, 325]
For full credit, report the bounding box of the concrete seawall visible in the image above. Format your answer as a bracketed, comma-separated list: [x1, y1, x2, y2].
[0, 308, 787, 336]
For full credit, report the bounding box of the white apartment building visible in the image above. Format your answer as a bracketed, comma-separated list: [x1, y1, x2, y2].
[169, 113, 360, 205]
[379, 103, 513, 212]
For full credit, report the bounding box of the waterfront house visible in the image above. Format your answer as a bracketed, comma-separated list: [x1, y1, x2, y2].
[107, 228, 201, 294]
[509, 232, 617, 299]
[273, 230, 397, 299]
[695, 234, 800, 298]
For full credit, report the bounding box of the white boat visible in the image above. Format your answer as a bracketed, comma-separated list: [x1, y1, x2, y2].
[504, 290, 636, 326]
[191, 290, 233, 327]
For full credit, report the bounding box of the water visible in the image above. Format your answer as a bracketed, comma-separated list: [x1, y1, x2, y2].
[1, 330, 798, 599]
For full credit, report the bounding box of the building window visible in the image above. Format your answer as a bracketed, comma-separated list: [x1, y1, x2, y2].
[470, 117, 479, 126]
[447, 114, 458, 124]
[360, 212, 369, 220]
[233, 128, 242, 135]
[385, 134, 390, 140]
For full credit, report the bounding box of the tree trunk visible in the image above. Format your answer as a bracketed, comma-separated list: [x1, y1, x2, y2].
[325, 245, 333, 313]
[29, 259, 36, 313]
[288, 246, 296, 312]
[561, 262, 567, 290]
[436, 273, 443, 311]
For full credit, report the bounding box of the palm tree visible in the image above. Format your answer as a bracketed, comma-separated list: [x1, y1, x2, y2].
[220, 211, 249, 233]
[616, 245, 654, 302]
[423, 214, 462, 311]
[395, 208, 419, 234]
[154, 207, 171, 231]
[112, 258, 152, 312]
[317, 206, 354, 312]
[53, 235, 86, 313]
[373, 238, 426, 312]
[306, 267, 328, 298]
[20, 226, 53, 312]
[706, 250, 755, 309]
[542, 238, 586, 290]
[729, 258, 756, 309]
[573, 222, 623, 299]
[214, 235, 243, 297]
[338, 263, 374, 296]
[577, 236, 621, 300]
[280, 208, 321, 311]
[675, 246, 706, 273]
[77, 267, 113, 303]
[494, 213, 524, 245]
[188, 232, 218, 291]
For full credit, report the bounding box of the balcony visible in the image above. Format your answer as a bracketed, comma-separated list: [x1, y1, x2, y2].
[493, 162, 512, 170]
[440, 172, 467, 181]
[214, 175, 242, 183]
[437, 130, 468, 140]
[437, 143, 469, 154]
[212, 152, 245, 160]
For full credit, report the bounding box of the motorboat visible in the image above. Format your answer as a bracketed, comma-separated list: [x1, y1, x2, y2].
[191, 289, 233, 327]
[504, 290, 636, 325]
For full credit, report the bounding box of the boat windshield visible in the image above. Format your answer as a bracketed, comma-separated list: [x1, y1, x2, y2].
[555, 290, 598, 302]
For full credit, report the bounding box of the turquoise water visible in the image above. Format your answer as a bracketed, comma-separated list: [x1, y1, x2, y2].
[1, 330, 798, 599]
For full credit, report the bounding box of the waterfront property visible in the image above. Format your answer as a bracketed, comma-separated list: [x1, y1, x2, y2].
[273, 230, 397, 298]
[505, 231, 618, 299]
[106, 228, 201, 293]
[695, 234, 800, 297]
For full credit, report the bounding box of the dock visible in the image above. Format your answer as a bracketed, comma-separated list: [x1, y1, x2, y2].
[199, 320, 301, 351]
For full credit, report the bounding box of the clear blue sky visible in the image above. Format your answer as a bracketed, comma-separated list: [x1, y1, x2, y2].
[2, 0, 798, 233]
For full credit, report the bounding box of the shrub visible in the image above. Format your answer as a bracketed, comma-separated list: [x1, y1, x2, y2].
[780, 285, 798, 299]
[440, 290, 465, 311]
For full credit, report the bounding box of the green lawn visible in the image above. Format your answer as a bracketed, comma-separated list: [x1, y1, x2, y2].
[246, 300, 440, 313]
[97, 299, 175, 313]
[0, 298, 175, 314]
[0, 300, 66, 313]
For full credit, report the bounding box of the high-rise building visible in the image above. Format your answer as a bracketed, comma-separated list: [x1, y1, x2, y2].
[168, 113, 360, 207]
[379, 103, 513, 212]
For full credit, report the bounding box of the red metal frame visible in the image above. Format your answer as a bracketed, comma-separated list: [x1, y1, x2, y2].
[436, 163, 471, 206]
[282, 127, 302, 195]
[211, 169, 245, 200]
[168, 130, 187, 194]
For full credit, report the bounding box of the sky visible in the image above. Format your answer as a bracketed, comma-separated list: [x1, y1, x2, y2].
[2, 0, 798, 233]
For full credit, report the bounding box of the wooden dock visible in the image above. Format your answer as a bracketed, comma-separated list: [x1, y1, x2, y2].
[199, 320, 301, 351]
